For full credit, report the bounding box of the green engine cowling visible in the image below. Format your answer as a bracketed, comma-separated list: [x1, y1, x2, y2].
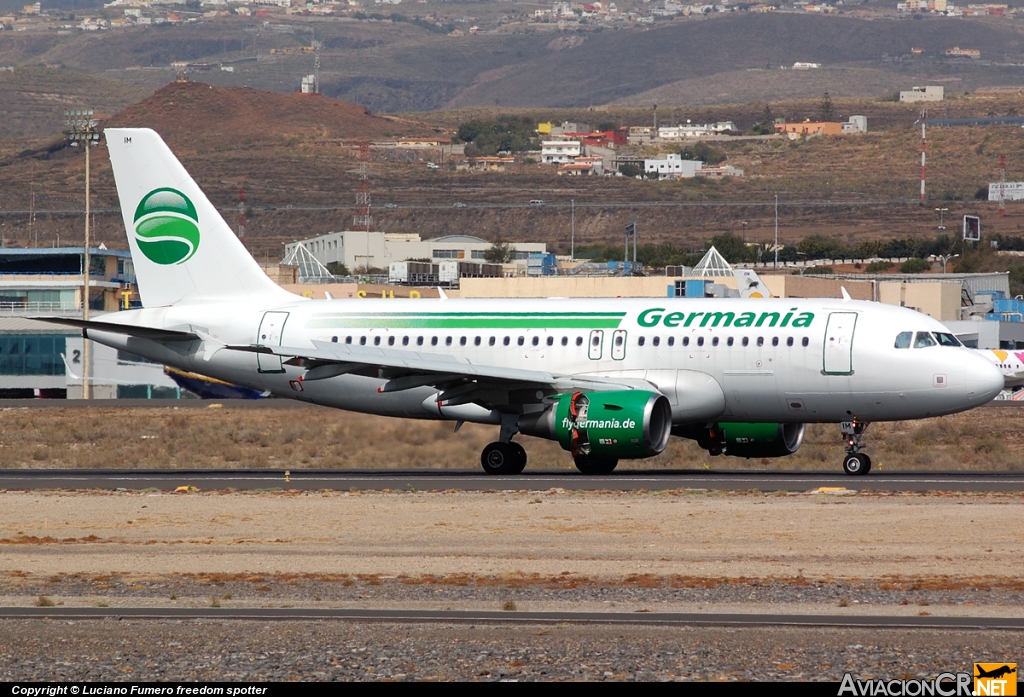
[552, 390, 672, 459]
[715, 422, 805, 458]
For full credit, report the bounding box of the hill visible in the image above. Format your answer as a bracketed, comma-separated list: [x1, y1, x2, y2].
[105, 81, 433, 152]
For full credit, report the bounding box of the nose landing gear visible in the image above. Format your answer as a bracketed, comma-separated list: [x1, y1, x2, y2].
[840, 420, 871, 476]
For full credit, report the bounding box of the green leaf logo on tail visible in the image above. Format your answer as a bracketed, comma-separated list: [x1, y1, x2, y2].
[133, 188, 200, 265]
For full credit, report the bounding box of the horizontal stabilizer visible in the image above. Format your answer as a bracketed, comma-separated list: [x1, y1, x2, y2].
[33, 317, 198, 342]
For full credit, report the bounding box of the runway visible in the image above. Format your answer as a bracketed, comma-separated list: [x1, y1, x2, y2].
[2, 468, 1024, 492]
[3, 606, 1023, 630]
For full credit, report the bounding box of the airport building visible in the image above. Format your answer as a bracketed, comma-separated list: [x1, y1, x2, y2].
[282, 231, 546, 274]
[0, 247, 179, 399]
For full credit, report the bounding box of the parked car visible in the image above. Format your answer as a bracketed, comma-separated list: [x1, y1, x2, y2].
[452, 202, 467, 208]
[426, 162, 440, 170]
[383, 203, 398, 209]
[529, 199, 545, 207]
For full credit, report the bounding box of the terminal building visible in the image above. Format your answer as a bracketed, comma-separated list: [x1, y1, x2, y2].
[282, 231, 546, 274]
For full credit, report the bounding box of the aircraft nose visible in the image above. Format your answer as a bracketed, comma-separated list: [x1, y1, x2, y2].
[965, 353, 1005, 405]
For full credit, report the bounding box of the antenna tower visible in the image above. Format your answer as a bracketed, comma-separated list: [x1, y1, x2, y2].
[237, 187, 246, 238]
[999, 153, 1006, 218]
[353, 142, 372, 232]
[312, 40, 321, 94]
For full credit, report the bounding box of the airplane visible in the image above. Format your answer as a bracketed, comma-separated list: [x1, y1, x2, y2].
[978, 348, 1024, 395]
[40, 128, 1006, 476]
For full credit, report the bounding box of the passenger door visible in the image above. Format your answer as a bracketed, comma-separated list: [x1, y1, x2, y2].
[823, 312, 857, 375]
[257, 311, 289, 373]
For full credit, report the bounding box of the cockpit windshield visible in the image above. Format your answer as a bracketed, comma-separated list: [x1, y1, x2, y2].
[896, 331, 962, 349]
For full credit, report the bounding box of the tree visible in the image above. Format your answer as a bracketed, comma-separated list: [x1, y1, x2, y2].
[484, 240, 514, 264]
[899, 258, 932, 274]
[819, 91, 836, 122]
[748, 105, 776, 135]
[707, 233, 752, 263]
[618, 163, 642, 178]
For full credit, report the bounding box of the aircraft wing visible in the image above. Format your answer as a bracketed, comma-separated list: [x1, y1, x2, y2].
[226, 340, 658, 400]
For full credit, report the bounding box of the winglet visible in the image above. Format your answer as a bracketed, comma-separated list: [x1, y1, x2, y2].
[437, 287, 449, 301]
[841, 286, 852, 301]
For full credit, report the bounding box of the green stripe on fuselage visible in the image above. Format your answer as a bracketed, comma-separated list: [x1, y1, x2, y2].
[308, 312, 626, 330]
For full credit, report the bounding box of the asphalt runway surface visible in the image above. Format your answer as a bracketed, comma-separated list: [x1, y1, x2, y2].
[1, 468, 1023, 492]
[2, 607, 1023, 630]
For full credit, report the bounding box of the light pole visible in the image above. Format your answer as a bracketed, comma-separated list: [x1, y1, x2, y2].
[935, 206, 949, 231]
[774, 194, 779, 268]
[938, 253, 958, 273]
[65, 109, 101, 400]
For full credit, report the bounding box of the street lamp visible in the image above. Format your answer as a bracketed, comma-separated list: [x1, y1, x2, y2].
[64, 109, 102, 400]
[774, 195, 779, 268]
[935, 207, 949, 231]
[938, 253, 958, 273]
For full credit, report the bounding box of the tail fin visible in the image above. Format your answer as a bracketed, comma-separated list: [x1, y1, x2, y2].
[105, 128, 293, 308]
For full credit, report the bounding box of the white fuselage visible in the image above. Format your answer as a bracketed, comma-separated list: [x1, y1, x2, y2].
[86, 295, 1004, 427]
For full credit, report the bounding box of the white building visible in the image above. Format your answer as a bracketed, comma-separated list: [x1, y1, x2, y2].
[657, 122, 737, 139]
[541, 140, 582, 164]
[283, 231, 547, 272]
[841, 115, 868, 134]
[900, 85, 944, 102]
[644, 153, 703, 179]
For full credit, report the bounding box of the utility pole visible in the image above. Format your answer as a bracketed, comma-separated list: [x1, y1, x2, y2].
[919, 110, 927, 206]
[774, 194, 779, 268]
[65, 109, 101, 400]
[570, 198, 575, 261]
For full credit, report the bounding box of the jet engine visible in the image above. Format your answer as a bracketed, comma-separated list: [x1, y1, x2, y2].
[681, 422, 806, 458]
[520, 390, 672, 459]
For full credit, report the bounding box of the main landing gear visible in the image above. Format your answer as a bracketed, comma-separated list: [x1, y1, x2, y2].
[840, 420, 871, 476]
[573, 454, 619, 475]
[481, 441, 527, 475]
[480, 414, 527, 475]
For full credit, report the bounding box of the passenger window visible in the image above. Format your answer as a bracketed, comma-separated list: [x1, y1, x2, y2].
[446, 337, 453, 346]
[727, 337, 734, 347]
[756, 337, 764, 347]
[668, 337, 675, 347]
[696, 337, 704, 347]
[532, 336, 540, 346]
[519, 337, 526, 346]
[417, 336, 424, 346]
[802, 337, 809, 347]
[682, 337, 689, 347]
[591, 336, 599, 346]
[503, 336, 510, 346]
[712, 337, 719, 347]
[359, 336, 367, 346]
[345, 336, 352, 344]
[561, 337, 568, 346]
[652, 336, 660, 347]
[431, 337, 438, 346]
[638, 336, 645, 346]
[331, 336, 338, 343]
[577, 336, 584, 346]
[742, 337, 749, 347]
[474, 337, 481, 346]
[402, 337, 410, 346]
[547, 336, 554, 346]
[387, 336, 394, 346]
[459, 337, 467, 346]
[772, 337, 779, 347]
[786, 337, 794, 347]
[913, 331, 936, 348]
[489, 337, 495, 346]
[616, 335, 625, 346]
[894, 331, 912, 349]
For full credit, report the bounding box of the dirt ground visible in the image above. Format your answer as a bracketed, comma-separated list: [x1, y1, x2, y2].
[1, 488, 1022, 615]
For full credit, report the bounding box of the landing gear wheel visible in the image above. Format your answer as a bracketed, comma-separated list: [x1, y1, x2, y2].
[481, 442, 526, 475]
[842, 452, 871, 476]
[573, 454, 619, 475]
[508, 442, 528, 474]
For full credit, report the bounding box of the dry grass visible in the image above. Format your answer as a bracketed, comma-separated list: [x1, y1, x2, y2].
[0, 404, 1022, 472]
